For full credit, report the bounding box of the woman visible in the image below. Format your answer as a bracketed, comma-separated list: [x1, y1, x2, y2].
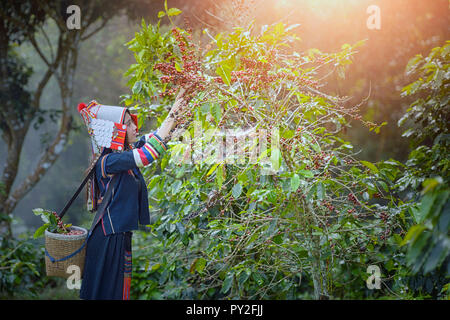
[78, 88, 188, 300]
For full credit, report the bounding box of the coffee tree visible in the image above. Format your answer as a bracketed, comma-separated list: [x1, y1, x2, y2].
[397, 41, 449, 276]
[122, 6, 405, 299]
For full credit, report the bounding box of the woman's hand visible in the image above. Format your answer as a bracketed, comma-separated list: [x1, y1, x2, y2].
[157, 86, 193, 142]
[168, 87, 187, 116]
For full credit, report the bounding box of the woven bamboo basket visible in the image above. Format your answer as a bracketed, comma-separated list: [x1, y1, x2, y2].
[44, 226, 87, 279]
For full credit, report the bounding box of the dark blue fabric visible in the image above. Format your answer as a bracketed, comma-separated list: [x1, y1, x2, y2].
[80, 223, 132, 300]
[95, 134, 152, 235]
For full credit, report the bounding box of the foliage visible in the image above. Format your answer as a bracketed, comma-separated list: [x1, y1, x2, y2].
[397, 41, 450, 276]
[0, 233, 51, 298]
[123, 6, 408, 299]
[0, 49, 34, 131]
[32, 208, 72, 238]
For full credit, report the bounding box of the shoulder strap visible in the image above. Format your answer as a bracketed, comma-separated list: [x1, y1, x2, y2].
[58, 165, 96, 219]
[88, 174, 119, 235]
[58, 152, 106, 219]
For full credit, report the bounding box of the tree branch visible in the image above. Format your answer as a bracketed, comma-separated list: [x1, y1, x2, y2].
[38, 24, 55, 62]
[27, 30, 51, 67]
[5, 109, 73, 214]
[80, 18, 109, 41]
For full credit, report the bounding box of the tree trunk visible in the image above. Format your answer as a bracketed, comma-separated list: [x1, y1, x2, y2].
[305, 202, 330, 300]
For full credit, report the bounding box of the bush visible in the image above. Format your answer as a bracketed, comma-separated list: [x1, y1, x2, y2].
[123, 5, 409, 300]
[397, 41, 450, 278]
[0, 231, 52, 298]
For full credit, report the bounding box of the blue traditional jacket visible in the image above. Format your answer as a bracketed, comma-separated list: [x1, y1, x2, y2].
[95, 131, 167, 235]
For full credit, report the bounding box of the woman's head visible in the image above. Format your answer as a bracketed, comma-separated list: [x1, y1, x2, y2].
[124, 110, 138, 145]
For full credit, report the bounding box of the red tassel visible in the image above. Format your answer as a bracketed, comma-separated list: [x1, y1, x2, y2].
[77, 102, 87, 112]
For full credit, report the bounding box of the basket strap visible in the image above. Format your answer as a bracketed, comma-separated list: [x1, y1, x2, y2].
[45, 239, 87, 263]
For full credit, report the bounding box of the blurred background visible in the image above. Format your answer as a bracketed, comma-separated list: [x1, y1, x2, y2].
[0, 0, 449, 234]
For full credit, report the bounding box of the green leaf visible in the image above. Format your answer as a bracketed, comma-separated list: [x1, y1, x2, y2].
[33, 224, 49, 239]
[405, 54, 423, 74]
[360, 160, 379, 173]
[252, 272, 264, 286]
[157, 11, 166, 18]
[271, 147, 281, 171]
[221, 273, 234, 294]
[149, 263, 161, 272]
[273, 234, 283, 244]
[176, 222, 185, 235]
[33, 208, 50, 224]
[232, 183, 243, 199]
[316, 182, 325, 199]
[206, 163, 220, 177]
[291, 174, 300, 192]
[167, 8, 182, 17]
[423, 242, 446, 274]
[406, 232, 430, 263]
[281, 128, 294, 139]
[175, 61, 183, 72]
[422, 176, 443, 194]
[298, 169, 314, 178]
[238, 269, 251, 287]
[210, 103, 222, 124]
[160, 154, 168, 171]
[132, 80, 142, 94]
[32, 208, 44, 216]
[372, 121, 387, 134]
[190, 257, 206, 274]
[417, 192, 438, 223]
[237, 171, 249, 186]
[400, 224, 426, 246]
[216, 59, 234, 86]
[171, 180, 182, 194]
[216, 164, 224, 189]
[297, 249, 308, 258]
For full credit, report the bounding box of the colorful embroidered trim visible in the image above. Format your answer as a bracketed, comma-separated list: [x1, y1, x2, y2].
[101, 154, 109, 179]
[81, 100, 100, 125]
[132, 142, 159, 167]
[110, 123, 127, 151]
[147, 133, 167, 156]
[123, 250, 132, 300]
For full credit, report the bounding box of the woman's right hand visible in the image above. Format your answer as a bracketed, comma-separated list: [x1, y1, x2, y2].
[168, 87, 187, 116]
[157, 86, 194, 141]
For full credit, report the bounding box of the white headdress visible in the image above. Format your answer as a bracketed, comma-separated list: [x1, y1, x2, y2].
[77, 100, 138, 155]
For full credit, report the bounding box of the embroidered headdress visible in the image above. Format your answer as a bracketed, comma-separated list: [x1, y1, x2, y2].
[77, 100, 138, 154]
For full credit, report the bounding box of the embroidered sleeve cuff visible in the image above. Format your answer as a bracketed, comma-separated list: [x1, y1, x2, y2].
[146, 131, 168, 156]
[134, 131, 168, 168]
[153, 131, 168, 149]
[132, 142, 160, 168]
